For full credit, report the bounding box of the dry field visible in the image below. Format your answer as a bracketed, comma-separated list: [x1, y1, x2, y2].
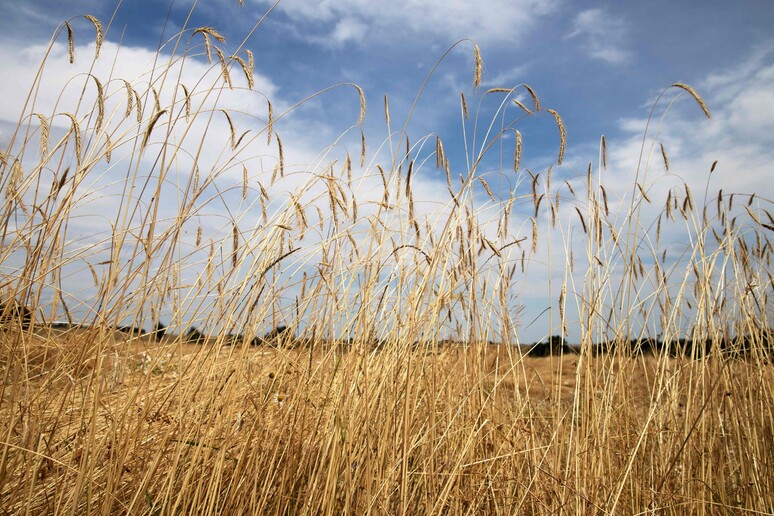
[2, 329, 772, 513]
[1, 6, 773, 514]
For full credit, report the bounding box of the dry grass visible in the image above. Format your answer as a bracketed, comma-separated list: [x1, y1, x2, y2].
[2, 335, 772, 514]
[1, 7, 772, 515]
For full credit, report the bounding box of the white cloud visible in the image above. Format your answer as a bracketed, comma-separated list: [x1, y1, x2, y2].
[701, 42, 774, 97]
[565, 8, 631, 65]
[0, 39, 278, 130]
[256, 0, 560, 47]
[504, 46, 774, 342]
[725, 65, 774, 138]
[3, 8, 772, 342]
[330, 17, 368, 44]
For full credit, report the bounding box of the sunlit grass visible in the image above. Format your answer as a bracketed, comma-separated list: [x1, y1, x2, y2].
[1, 6, 772, 514]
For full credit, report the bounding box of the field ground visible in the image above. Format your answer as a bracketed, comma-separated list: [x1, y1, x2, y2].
[2, 328, 772, 514]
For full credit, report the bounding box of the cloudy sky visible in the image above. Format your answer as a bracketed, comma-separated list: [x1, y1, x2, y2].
[1, 0, 772, 342]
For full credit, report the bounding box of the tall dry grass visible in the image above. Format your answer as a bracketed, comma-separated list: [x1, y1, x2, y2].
[1, 6, 772, 515]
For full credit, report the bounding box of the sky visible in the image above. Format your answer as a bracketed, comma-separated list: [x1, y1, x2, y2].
[1, 0, 773, 343]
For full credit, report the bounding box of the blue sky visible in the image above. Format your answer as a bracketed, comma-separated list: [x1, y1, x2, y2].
[4, 0, 772, 146]
[1, 0, 773, 342]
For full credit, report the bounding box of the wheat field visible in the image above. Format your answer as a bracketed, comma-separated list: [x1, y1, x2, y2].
[0, 7, 772, 515]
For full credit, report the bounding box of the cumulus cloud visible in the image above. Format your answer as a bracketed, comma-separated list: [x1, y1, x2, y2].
[2, 4, 772, 341]
[504, 47, 774, 342]
[0, 39, 278, 129]
[581, 61, 774, 247]
[565, 8, 631, 64]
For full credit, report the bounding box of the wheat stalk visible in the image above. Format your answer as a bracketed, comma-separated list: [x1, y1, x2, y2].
[52, 166, 68, 198]
[133, 89, 143, 123]
[546, 109, 566, 164]
[6, 159, 23, 200]
[660, 142, 669, 171]
[435, 136, 444, 168]
[531, 218, 538, 253]
[214, 47, 233, 89]
[34, 114, 49, 157]
[242, 165, 248, 199]
[232, 222, 239, 268]
[564, 180, 575, 197]
[104, 132, 112, 162]
[522, 84, 540, 111]
[246, 49, 254, 74]
[600, 185, 609, 216]
[151, 86, 161, 113]
[634, 182, 649, 203]
[534, 193, 544, 218]
[672, 83, 711, 118]
[264, 99, 274, 145]
[121, 80, 133, 119]
[354, 84, 366, 126]
[405, 160, 413, 198]
[479, 177, 495, 202]
[384, 94, 391, 127]
[194, 26, 225, 60]
[360, 129, 366, 167]
[91, 75, 105, 133]
[141, 109, 167, 150]
[61, 112, 82, 164]
[684, 183, 694, 211]
[232, 54, 254, 89]
[65, 21, 74, 63]
[221, 109, 236, 149]
[546, 165, 552, 192]
[473, 44, 483, 88]
[276, 134, 285, 177]
[84, 15, 103, 58]
[512, 99, 533, 115]
[575, 207, 587, 234]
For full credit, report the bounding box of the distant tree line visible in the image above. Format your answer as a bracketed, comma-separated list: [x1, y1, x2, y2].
[2, 299, 770, 361]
